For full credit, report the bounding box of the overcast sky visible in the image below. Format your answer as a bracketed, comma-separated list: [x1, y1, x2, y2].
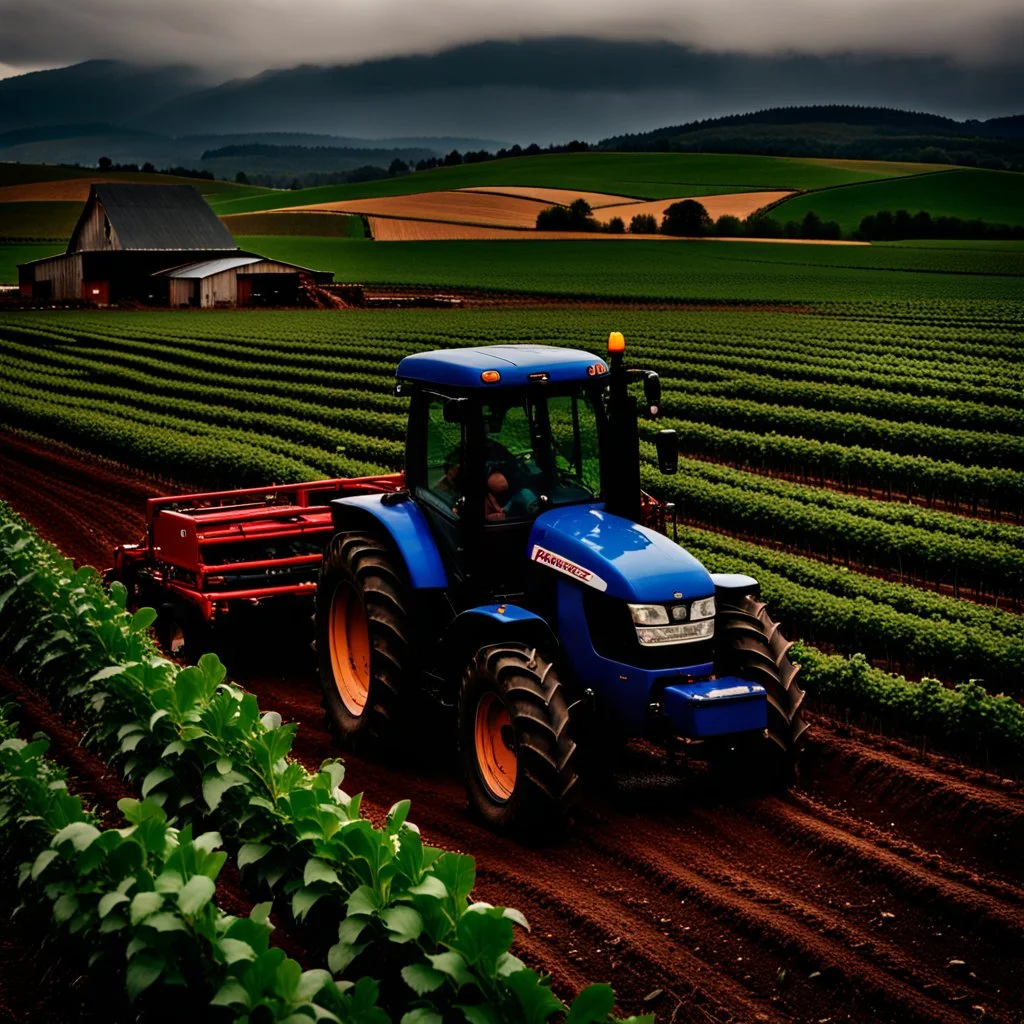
[2, 0, 1022, 79]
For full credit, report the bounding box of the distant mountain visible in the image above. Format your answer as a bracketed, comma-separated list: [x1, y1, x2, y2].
[0, 60, 211, 133]
[1, 41, 1021, 145]
[598, 105, 1024, 169]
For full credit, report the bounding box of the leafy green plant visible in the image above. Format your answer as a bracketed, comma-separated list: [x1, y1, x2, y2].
[0, 506, 635, 1024]
[0, 707, 380, 1021]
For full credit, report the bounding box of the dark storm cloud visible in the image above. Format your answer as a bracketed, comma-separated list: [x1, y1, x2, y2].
[1, 0, 1022, 77]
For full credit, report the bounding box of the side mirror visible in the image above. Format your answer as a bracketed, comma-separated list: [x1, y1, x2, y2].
[443, 398, 468, 424]
[655, 429, 678, 475]
[643, 372, 661, 417]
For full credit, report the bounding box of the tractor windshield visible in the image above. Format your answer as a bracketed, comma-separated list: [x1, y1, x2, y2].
[482, 385, 602, 521]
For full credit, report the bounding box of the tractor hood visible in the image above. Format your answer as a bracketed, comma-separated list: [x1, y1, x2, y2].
[527, 505, 714, 603]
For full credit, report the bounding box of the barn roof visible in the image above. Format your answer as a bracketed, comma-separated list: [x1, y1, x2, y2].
[69, 184, 238, 252]
[161, 256, 262, 279]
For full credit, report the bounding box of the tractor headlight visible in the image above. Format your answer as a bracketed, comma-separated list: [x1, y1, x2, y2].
[629, 604, 669, 626]
[635, 619, 715, 646]
[690, 596, 716, 620]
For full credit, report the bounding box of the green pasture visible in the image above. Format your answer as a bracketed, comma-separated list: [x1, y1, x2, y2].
[0, 243, 64, 282]
[771, 168, 1024, 233]
[243, 235, 1024, 304]
[206, 153, 945, 215]
[0, 201, 83, 241]
[223, 211, 366, 238]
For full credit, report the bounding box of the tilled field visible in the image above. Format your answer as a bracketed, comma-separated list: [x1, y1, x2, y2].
[1, 432, 1022, 1024]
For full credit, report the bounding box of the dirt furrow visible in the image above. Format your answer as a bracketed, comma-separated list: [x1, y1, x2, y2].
[4, 430, 1024, 1024]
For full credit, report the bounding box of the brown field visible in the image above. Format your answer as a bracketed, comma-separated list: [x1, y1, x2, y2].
[368, 216, 866, 243]
[456, 186, 638, 208]
[0, 174, 231, 203]
[593, 190, 794, 226]
[289, 191, 548, 229]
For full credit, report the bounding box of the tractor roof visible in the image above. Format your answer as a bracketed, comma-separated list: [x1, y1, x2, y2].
[396, 345, 607, 389]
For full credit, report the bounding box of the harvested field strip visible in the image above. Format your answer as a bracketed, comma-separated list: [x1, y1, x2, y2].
[367, 218, 643, 241]
[593, 190, 795, 225]
[288, 190, 552, 228]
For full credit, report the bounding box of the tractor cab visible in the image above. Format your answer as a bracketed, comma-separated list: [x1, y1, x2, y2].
[396, 345, 613, 600]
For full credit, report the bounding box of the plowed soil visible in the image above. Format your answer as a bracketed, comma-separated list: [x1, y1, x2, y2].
[456, 187, 639, 208]
[1, 432, 1022, 1024]
[592, 192, 795, 226]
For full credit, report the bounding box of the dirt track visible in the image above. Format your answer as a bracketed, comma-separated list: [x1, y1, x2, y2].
[1, 432, 1022, 1024]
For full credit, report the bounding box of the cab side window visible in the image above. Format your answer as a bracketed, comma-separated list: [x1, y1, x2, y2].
[422, 397, 464, 517]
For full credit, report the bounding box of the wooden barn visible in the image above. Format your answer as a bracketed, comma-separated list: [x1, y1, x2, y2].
[18, 183, 332, 307]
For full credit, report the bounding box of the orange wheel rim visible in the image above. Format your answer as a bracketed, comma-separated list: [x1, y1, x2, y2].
[474, 692, 517, 802]
[328, 581, 371, 716]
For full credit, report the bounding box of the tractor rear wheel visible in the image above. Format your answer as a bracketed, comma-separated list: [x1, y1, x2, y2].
[316, 532, 412, 747]
[459, 644, 578, 835]
[714, 593, 807, 786]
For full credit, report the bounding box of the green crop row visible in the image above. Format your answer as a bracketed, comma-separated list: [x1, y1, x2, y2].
[0, 712, 375, 1021]
[0, 504, 632, 1024]
[681, 528, 1023, 688]
[641, 459, 1024, 600]
[792, 644, 1024, 771]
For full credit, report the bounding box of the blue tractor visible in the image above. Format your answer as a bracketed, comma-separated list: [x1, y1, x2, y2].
[315, 333, 806, 832]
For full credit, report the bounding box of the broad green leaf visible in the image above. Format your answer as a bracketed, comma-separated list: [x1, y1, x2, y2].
[144, 911, 187, 933]
[126, 952, 163, 1002]
[387, 799, 411, 833]
[53, 894, 77, 923]
[210, 979, 249, 1009]
[327, 938, 368, 974]
[296, 968, 334, 1001]
[219, 937, 257, 964]
[427, 952, 474, 989]
[502, 906, 530, 931]
[30, 849, 59, 880]
[98, 891, 130, 918]
[131, 607, 158, 632]
[90, 665, 127, 682]
[504, 969, 566, 1024]
[408, 875, 447, 899]
[346, 885, 379, 917]
[292, 887, 323, 923]
[401, 1011, 443, 1024]
[238, 843, 271, 869]
[457, 1006, 501, 1024]
[304, 858, 341, 888]
[566, 984, 616, 1024]
[141, 766, 173, 798]
[401, 963, 446, 996]
[178, 875, 215, 916]
[130, 891, 163, 925]
[52, 821, 100, 851]
[432, 852, 475, 904]
[382, 905, 423, 943]
[202, 769, 247, 811]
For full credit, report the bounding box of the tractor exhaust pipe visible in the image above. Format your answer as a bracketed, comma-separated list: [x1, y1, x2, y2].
[604, 332, 643, 523]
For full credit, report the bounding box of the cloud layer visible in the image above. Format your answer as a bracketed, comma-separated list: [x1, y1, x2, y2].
[2, 0, 1022, 76]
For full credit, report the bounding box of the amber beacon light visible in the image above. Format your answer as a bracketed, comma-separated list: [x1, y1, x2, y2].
[607, 331, 625, 354]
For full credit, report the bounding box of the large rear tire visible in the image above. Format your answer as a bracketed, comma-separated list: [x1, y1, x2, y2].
[315, 532, 412, 747]
[714, 593, 807, 786]
[459, 644, 578, 835]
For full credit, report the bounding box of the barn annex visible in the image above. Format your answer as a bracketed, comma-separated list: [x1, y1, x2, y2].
[17, 183, 333, 307]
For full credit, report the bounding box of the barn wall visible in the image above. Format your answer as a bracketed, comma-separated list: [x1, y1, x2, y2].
[169, 279, 194, 307]
[199, 269, 237, 307]
[69, 199, 119, 252]
[243, 261, 306, 275]
[32, 255, 83, 299]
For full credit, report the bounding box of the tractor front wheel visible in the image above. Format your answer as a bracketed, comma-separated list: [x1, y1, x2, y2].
[316, 532, 412, 747]
[459, 644, 578, 835]
[714, 592, 807, 787]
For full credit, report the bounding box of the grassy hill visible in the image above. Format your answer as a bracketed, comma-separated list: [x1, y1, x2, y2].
[770, 168, 1024, 233]
[207, 153, 947, 215]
